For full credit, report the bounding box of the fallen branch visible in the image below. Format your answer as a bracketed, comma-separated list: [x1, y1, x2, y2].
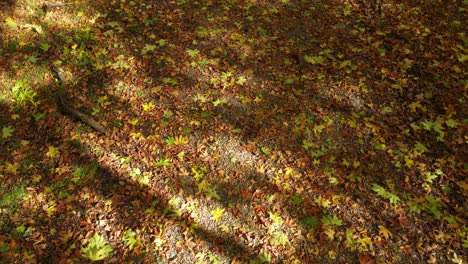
[51, 66, 107, 134]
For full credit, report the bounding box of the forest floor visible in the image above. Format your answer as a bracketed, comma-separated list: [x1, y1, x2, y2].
[0, 0, 467, 263]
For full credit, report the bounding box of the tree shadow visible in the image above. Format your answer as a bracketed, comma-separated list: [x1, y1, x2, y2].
[0, 0, 15, 14]
[0, 0, 465, 263]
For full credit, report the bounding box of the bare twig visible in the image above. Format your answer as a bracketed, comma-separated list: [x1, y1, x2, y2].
[51, 66, 107, 134]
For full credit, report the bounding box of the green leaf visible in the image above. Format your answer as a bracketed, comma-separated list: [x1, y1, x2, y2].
[311, 148, 326, 158]
[414, 141, 428, 153]
[257, 27, 268, 35]
[28, 55, 38, 63]
[112, 59, 129, 69]
[269, 211, 283, 226]
[208, 254, 221, 264]
[303, 216, 319, 230]
[158, 39, 167, 46]
[271, 230, 289, 246]
[2, 126, 15, 138]
[197, 58, 210, 67]
[445, 118, 459, 128]
[423, 196, 442, 219]
[320, 215, 343, 226]
[40, 43, 51, 52]
[462, 237, 468, 248]
[5, 17, 17, 30]
[346, 229, 356, 247]
[0, 242, 10, 253]
[257, 252, 272, 263]
[338, 60, 352, 69]
[378, 48, 386, 56]
[213, 98, 227, 106]
[261, 146, 271, 155]
[193, 93, 208, 103]
[457, 53, 468, 63]
[154, 158, 170, 167]
[291, 194, 303, 205]
[73, 167, 87, 183]
[444, 214, 457, 224]
[107, 21, 119, 28]
[221, 71, 232, 81]
[304, 55, 325, 65]
[16, 224, 26, 236]
[138, 175, 150, 185]
[372, 184, 400, 205]
[420, 120, 433, 131]
[205, 187, 220, 200]
[302, 140, 314, 150]
[186, 48, 200, 58]
[165, 136, 176, 145]
[425, 172, 438, 183]
[82, 233, 113, 261]
[163, 77, 177, 85]
[89, 161, 99, 176]
[313, 124, 326, 133]
[236, 76, 247, 85]
[400, 58, 413, 71]
[122, 229, 141, 250]
[129, 167, 141, 178]
[143, 18, 158, 26]
[317, 73, 325, 79]
[343, 4, 352, 16]
[191, 166, 206, 181]
[197, 179, 210, 193]
[163, 110, 173, 119]
[141, 44, 156, 55]
[75, 167, 86, 177]
[432, 120, 444, 133]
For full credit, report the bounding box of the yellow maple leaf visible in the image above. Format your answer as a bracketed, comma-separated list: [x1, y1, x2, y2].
[451, 252, 463, 264]
[197, 179, 210, 193]
[284, 167, 298, 179]
[408, 101, 422, 112]
[324, 227, 335, 240]
[378, 225, 392, 240]
[451, 65, 462, 73]
[341, 159, 350, 167]
[6, 162, 20, 175]
[174, 135, 189, 145]
[129, 132, 143, 138]
[357, 236, 372, 250]
[210, 207, 225, 222]
[404, 156, 414, 168]
[46, 200, 57, 217]
[332, 195, 341, 205]
[458, 179, 468, 191]
[46, 146, 60, 158]
[313, 124, 326, 134]
[190, 120, 201, 127]
[128, 118, 139, 126]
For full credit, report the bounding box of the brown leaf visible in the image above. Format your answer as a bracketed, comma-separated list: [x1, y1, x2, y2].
[359, 254, 376, 264]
